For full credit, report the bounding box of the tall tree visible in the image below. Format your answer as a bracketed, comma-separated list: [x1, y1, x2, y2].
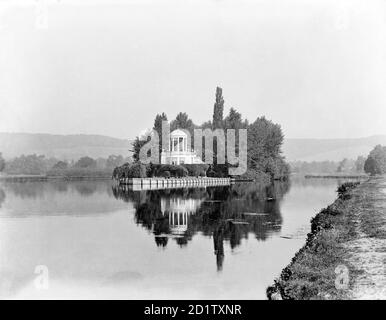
[246, 117, 285, 179]
[336, 158, 350, 173]
[153, 113, 168, 137]
[364, 145, 386, 175]
[224, 107, 242, 130]
[170, 112, 194, 131]
[153, 113, 168, 161]
[212, 87, 224, 129]
[131, 136, 150, 162]
[354, 155, 366, 173]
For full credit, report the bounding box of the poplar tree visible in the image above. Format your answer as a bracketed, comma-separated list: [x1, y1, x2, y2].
[212, 87, 224, 129]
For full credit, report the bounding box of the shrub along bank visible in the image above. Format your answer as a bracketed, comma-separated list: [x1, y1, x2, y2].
[112, 163, 210, 179]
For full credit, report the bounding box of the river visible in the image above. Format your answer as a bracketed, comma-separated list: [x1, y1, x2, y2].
[0, 177, 346, 299]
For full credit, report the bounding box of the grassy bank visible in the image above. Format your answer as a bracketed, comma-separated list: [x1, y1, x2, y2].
[267, 181, 363, 300]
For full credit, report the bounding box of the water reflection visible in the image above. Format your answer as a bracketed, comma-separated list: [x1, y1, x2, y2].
[0, 178, 346, 299]
[0, 188, 5, 208]
[0, 181, 120, 217]
[112, 181, 290, 271]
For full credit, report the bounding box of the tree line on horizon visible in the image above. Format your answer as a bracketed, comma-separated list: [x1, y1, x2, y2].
[290, 156, 366, 175]
[0, 153, 131, 176]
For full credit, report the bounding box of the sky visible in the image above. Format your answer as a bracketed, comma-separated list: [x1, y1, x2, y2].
[0, 0, 386, 140]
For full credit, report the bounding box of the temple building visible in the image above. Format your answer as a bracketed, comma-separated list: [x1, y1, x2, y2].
[161, 196, 203, 236]
[160, 129, 203, 165]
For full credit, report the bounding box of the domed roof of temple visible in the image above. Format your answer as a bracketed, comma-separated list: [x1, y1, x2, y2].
[170, 129, 188, 137]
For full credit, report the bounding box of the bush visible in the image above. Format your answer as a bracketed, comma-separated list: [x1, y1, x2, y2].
[113, 162, 147, 178]
[182, 164, 209, 177]
[162, 170, 171, 178]
[129, 162, 147, 178]
[207, 164, 228, 177]
[155, 164, 188, 177]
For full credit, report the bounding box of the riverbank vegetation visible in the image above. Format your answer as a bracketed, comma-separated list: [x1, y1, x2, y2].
[364, 144, 386, 175]
[290, 156, 366, 175]
[267, 181, 361, 300]
[127, 87, 289, 181]
[112, 162, 209, 179]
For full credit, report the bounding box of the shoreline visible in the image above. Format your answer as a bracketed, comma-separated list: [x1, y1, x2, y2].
[0, 174, 112, 182]
[305, 174, 368, 179]
[267, 177, 386, 300]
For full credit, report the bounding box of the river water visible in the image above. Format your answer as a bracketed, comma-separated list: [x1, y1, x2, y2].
[0, 177, 346, 299]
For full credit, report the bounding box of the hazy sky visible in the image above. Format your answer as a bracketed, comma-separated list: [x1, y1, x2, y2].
[0, 0, 385, 139]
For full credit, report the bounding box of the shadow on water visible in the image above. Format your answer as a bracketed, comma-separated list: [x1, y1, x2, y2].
[0, 188, 5, 208]
[0, 181, 119, 217]
[112, 180, 291, 271]
[0, 180, 113, 199]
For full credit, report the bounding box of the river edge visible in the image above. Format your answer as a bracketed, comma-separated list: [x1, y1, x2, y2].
[267, 177, 386, 300]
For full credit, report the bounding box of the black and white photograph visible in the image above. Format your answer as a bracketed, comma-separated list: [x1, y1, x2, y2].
[0, 0, 386, 306]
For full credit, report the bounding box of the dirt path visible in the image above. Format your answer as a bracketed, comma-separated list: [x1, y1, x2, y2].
[344, 177, 386, 299]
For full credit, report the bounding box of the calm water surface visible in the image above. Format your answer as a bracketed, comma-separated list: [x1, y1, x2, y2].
[0, 178, 347, 299]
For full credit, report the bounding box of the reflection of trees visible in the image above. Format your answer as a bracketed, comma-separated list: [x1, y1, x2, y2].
[1, 181, 114, 199]
[74, 183, 98, 197]
[0, 188, 5, 208]
[112, 180, 291, 271]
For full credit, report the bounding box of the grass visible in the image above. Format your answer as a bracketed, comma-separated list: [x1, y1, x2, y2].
[267, 181, 361, 300]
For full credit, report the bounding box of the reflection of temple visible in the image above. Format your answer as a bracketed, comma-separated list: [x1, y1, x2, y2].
[112, 181, 291, 272]
[161, 197, 202, 236]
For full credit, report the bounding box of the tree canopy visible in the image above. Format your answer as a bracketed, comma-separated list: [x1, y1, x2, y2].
[364, 145, 386, 175]
[74, 156, 97, 169]
[212, 87, 224, 129]
[126, 87, 289, 180]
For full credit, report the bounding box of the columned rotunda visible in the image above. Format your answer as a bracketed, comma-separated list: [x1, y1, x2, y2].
[160, 129, 203, 165]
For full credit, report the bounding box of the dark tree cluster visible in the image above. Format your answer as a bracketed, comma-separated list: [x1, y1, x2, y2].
[128, 87, 289, 181]
[364, 145, 386, 175]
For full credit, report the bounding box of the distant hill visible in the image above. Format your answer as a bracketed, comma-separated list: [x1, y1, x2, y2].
[283, 135, 386, 162]
[1, 132, 385, 162]
[0, 133, 131, 160]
